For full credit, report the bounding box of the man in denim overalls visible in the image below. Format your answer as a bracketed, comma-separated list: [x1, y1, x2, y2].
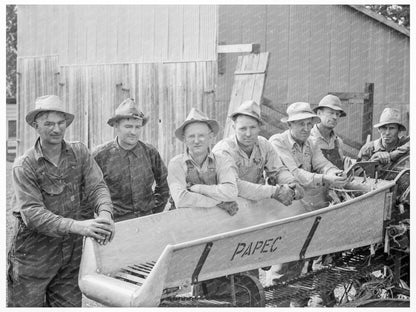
[310, 94, 355, 170]
[8, 95, 114, 307]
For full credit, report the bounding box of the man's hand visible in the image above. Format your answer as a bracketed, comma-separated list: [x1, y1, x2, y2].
[96, 211, 115, 245]
[69, 217, 114, 245]
[323, 171, 348, 188]
[217, 201, 239, 216]
[370, 151, 391, 164]
[289, 182, 305, 200]
[272, 184, 294, 206]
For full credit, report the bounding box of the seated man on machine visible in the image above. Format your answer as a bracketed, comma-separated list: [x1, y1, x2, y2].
[357, 108, 409, 179]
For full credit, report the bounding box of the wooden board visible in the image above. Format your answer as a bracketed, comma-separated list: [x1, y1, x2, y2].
[223, 52, 270, 138]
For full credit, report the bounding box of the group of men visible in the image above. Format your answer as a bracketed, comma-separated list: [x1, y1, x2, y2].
[8, 93, 409, 307]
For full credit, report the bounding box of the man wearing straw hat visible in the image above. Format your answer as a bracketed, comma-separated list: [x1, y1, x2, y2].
[269, 102, 348, 190]
[168, 107, 239, 298]
[213, 100, 304, 206]
[168, 107, 239, 215]
[92, 98, 169, 221]
[310, 94, 355, 170]
[8, 95, 114, 307]
[357, 107, 409, 175]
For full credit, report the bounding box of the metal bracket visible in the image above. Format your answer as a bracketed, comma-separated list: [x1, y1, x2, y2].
[299, 216, 322, 260]
[192, 242, 213, 284]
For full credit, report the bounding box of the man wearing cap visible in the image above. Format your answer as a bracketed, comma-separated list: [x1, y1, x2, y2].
[213, 100, 304, 206]
[358, 108, 409, 176]
[269, 102, 348, 191]
[92, 98, 169, 221]
[168, 108, 239, 215]
[8, 95, 114, 307]
[310, 94, 355, 170]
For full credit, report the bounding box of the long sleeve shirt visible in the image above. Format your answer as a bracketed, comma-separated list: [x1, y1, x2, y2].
[167, 151, 238, 208]
[93, 138, 169, 220]
[213, 135, 297, 200]
[358, 136, 410, 163]
[12, 139, 113, 237]
[269, 130, 339, 189]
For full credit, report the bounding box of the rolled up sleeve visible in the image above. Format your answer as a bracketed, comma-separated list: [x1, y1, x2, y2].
[194, 153, 239, 201]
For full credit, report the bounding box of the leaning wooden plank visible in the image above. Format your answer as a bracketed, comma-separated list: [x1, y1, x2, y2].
[217, 43, 261, 54]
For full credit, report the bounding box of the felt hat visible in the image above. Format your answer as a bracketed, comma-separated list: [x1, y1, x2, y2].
[281, 102, 321, 124]
[313, 94, 346, 117]
[229, 100, 264, 125]
[26, 95, 74, 127]
[373, 108, 406, 131]
[107, 98, 149, 127]
[175, 108, 219, 141]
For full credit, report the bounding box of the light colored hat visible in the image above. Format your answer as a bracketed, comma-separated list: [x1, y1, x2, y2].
[175, 108, 219, 141]
[373, 108, 406, 131]
[313, 94, 346, 117]
[229, 100, 264, 125]
[107, 98, 149, 127]
[281, 102, 321, 124]
[26, 95, 74, 127]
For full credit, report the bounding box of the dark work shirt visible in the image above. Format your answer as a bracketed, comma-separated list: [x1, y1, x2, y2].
[12, 139, 113, 237]
[93, 138, 169, 220]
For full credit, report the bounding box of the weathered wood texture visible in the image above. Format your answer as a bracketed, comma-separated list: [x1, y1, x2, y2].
[17, 5, 217, 64]
[16, 56, 218, 164]
[223, 52, 270, 138]
[218, 5, 409, 146]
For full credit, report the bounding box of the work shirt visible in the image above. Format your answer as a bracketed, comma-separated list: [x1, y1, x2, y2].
[213, 136, 297, 200]
[309, 125, 346, 169]
[358, 136, 410, 163]
[269, 130, 338, 189]
[12, 139, 113, 237]
[168, 150, 238, 208]
[93, 138, 169, 220]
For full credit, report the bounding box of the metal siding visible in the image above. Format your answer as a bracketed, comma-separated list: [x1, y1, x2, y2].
[167, 6, 184, 60]
[183, 6, 200, 60]
[287, 6, 311, 103]
[308, 5, 331, 103]
[328, 6, 351, 93]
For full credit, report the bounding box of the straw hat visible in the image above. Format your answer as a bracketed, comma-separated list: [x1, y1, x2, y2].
[175, 108, 219, 141]
[26, 95, 74, 128]
[229, 100, 264, 125]
[281, 102, 321, 124]
[107, 98, 149, 127]
[373, 108, 406, 131]
[313, 94, 346, 117]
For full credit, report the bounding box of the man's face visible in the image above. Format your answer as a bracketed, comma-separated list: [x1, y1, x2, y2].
[378, 123, 400, 145]
[115, 118, 142, 148]
[289, 118, 314, 143]
[34, 111, 67, 145]
[184, 122, 213, 157]
[317, 107, 341, 129]
[233, 115, 260, 149]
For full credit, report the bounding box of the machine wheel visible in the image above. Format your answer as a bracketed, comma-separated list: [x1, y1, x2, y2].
[201, 273, 265, 307]
[232, 273, 266, 307]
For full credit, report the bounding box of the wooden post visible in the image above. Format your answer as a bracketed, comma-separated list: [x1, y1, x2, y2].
[362, 83, 374, 145]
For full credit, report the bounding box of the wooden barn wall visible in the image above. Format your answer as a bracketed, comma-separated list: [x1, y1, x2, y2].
[17, 5, 217, 64]
[217, 5, 409, 146]
[16, 56, 218, 163]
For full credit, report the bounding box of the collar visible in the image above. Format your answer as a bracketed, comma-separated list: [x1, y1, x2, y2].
[374, 137, 403, 152]
[287, 130, 310, 150]
[311, 124, 336, 143]
[232, 135, 260, 156]
[34, 138, 70, 162]
[184, 148, 214, 165]
[114, 137, 142, 158]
